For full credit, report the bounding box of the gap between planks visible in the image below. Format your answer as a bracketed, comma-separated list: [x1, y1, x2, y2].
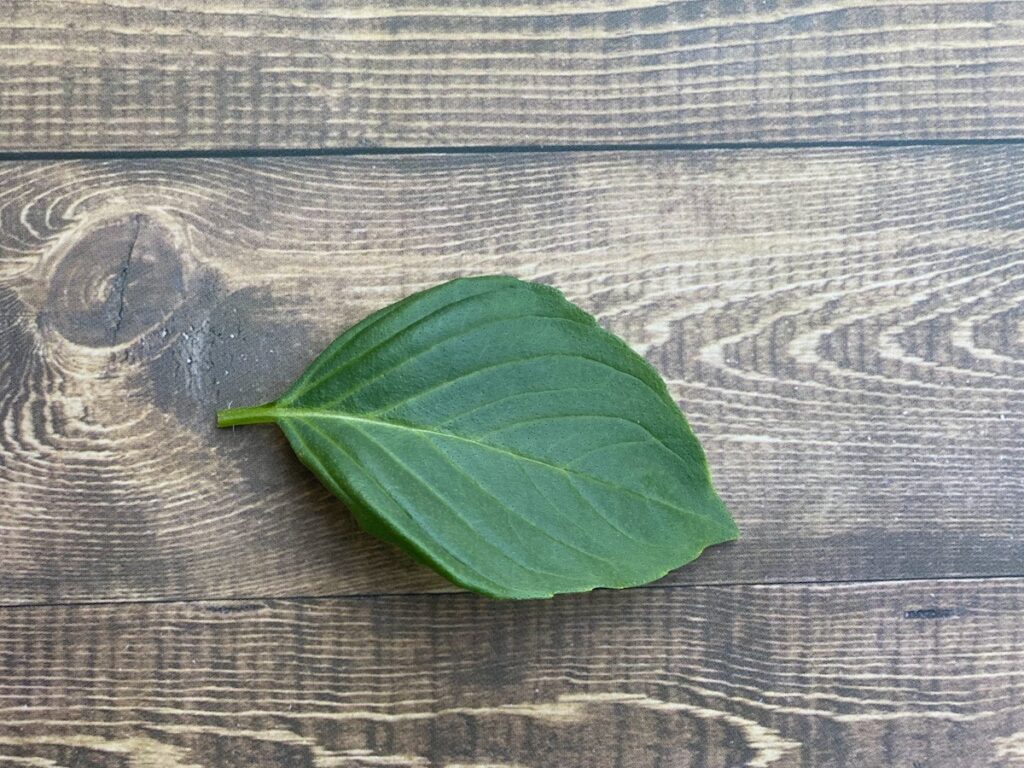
[2, 573, 1021, 613]
[2, 137, 1024, 163]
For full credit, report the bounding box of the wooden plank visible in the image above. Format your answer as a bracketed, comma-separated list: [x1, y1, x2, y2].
[2, 1, 1023, 151]
[1, 146, 1023, 604]
[0, 578, 1021, 767]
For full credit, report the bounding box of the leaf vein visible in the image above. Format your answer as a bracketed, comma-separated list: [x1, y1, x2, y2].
[343, 421, 572, 584]
[418, 432, 621, 576]
[286, 280, 518, 402]
[295, 418, 512, 594]
[276, 408, 714, 527]
[314, 314, 593, 409]
[359, 352, 674, 433]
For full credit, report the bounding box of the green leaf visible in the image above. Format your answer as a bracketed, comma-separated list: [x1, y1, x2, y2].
[217, 276, 737, 598]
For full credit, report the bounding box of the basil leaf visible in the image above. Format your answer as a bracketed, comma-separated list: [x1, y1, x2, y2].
[217, 276, 737, 598]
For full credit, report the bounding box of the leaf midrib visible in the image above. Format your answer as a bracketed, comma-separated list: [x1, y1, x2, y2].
[270, 406, 717, 527]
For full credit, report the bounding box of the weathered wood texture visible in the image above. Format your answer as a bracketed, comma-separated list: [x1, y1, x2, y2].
[0, 579, 1021, 768]
[2, 1, 1024, 151]
[1, 147, 1022, 604]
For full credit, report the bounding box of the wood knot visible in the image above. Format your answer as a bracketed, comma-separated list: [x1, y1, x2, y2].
[39, 213, 187, 347]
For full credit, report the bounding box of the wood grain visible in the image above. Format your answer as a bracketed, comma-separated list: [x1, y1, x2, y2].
[0, 578, 1021, 767]
[1, 146, 1023, 605]
[2, 1, 1024, 151]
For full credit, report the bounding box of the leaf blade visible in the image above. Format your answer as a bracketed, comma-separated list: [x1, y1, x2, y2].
[219, 276, 738, 599]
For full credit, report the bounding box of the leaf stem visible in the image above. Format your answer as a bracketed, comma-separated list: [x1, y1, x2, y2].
[216, 402, 278, 427]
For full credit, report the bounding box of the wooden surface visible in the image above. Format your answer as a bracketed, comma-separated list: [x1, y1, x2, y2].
[2, 148, 1024, 605]
[3, 2, 1024, 766]
[2, 1, 1024, 150]
[1, 579, 1023, 767]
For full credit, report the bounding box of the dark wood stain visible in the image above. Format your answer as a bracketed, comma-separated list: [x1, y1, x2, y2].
[904, 607, 958, 620]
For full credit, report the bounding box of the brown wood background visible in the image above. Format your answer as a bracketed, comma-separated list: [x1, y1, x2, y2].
[3, 1, 1024, 150]
[1, 2, 1023, 767]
